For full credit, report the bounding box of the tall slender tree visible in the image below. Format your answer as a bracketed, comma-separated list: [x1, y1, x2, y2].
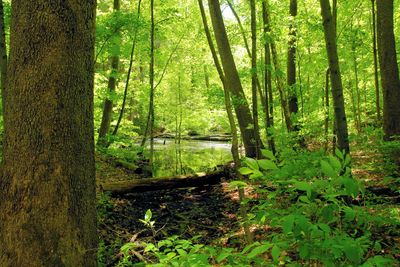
[319, 0, 350, 153]
[262, 0, 276, 155]
[250, 0, 260, 158]
[287, 0, 298, 116]
[0, 0, 97, 265]
[376, 0, 400, 141]
[263, 0, 293, 132]
[98, 0, 121, 145]
[208, 0, 262, 158]
[112, 0, 143, 136]
[371, 0, 381, 122]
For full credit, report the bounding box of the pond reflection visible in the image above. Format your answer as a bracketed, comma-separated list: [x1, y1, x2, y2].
[146, 138, 233, 177]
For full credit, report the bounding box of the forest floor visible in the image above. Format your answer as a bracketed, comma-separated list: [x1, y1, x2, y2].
[96, 143, 400, 266]
[96, 153, 245, 266]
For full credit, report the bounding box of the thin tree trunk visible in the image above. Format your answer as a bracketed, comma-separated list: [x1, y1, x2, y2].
[262, 1, 276, 155]
[98, 0, 121, 145]
[376, 0, 400, 141]
[227, 0, 267, 116]
[250, 0, 260, 158]
[264, 0, 293, 132]
[352, 44, 362, 133]
[208, 0, 262, 158]
[324, 68, 330, 152]
[0, 1, 97, 265]
[320, 0, 350, 153]
[371, 0, 381, 122]
[112, 0, 142, 136]
[287, 0, 298, 115]
[149, 0, 155, 172]
[0, 0, 7, 115]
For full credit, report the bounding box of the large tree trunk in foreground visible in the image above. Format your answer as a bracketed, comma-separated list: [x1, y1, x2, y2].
[98, 0, 121, 145]
[0, 0, 7, 113]
[320, 0, 350, 153]
[376, 0, 400, 141]
[0, 1, 97, 266]
[208, 0, 262, 158]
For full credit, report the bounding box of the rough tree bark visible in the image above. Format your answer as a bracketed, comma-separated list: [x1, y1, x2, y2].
[98, 0, 121, 145]
[376, 0, 400, 140]
[0, 0, 7, 112]
[208, 0, 262, 158]
[320, 0, 350, 153]
[0, 1, 97, 266]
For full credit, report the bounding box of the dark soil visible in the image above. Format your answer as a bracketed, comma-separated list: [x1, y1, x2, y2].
[97, 156, 243, 266]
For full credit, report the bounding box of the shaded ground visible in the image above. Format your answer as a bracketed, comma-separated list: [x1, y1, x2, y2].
[97, 155, 243, 266]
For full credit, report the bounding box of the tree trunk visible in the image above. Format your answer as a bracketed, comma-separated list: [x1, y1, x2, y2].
[0, 0, 7, 114]
[376, 0, 400, 140]
[227, 0, 267, 114]
[98, 0, 121, 145]
[287, 0, 298, 115]
[112, 0, 142, 137]
[263, 0, 293, 132]
[208, 0, 262, 158]
[149, 0, 155, 171]
[262, 1, 276, 155]
[319, 0, 350, 153]
[198, 0, 240, 164]
[250, 0, 261, 158]
[371, 0, 381, 122]
[0, 1, 97, 266]
[324, 68, 330, 152]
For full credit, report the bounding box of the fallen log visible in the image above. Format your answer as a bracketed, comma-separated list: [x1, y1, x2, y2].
[155, 133, 232, 142]
[100, 165, 232, 196]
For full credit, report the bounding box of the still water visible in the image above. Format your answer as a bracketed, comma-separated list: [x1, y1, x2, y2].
[147, 138, 233, 177]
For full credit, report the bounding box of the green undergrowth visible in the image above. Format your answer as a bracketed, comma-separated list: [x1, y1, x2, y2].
[99, 146, 399, 267]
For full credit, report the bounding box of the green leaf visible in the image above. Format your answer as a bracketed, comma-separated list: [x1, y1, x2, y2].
[282, 215, 295, 234]
[321, 160, 337, 177]
[342, 177, 359, 197]
[176, 249, 187, 256]
[299, 244, 309, 259]
[294, 181, 311, 192]
[258, 159, 278, 170]
[344, 242, 362, 264]
[250, 170, 264, 179]
[271, 245, 281, 262]
[299, 195, 310, 203]
[261, 149, 276, 160]
[145, 209, 152, 222]
[247, 244, 272, 259]
[241, 242, 259, 254]
[335, 148, 344, 160]
[329, 155, 342, 173]
[244, 158, 259, 170]
[216, 251, 231, 263]
[228, 180, 248, 189]
[239, 167, 253, 175]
